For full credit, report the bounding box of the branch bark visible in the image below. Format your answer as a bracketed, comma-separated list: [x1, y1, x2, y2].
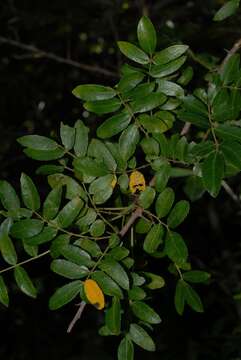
[220, 36, 241, 71]
[0, 36, 118, 78]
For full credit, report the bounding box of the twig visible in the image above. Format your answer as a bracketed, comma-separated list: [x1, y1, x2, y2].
[187, 49, 214, 70]
[67, 301, 86, 333]
[0, 36, 118, 78]
[181, 122, 191, 136]
[220, 37, 241, 71]
[222, 180, 240, 204]
[119, 207, 143, 237]
[0, 250, 50, 275]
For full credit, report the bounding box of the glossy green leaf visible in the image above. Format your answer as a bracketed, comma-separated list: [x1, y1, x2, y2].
[212, 88, 231, 122]
[139, 186, 156, 209]
[150, 56, 187, 78]
[66, 177, 87, 201]
[17, 135, 58, 150]
[183, 270, 210, 283]
[165, 231, 188, 265]
[153, 45, 189, 65]
[139, 112, 174, 134]
[49, 280, 82, 310]
[72, 84, 116, 101]
[121, 257, 134, 269]
[51, 259, 89, 279]
[23, 242, 38, 257]
[0, 218, 17, 265]
[155, 163, 171, 192]
[24, 226, 57, 245]
[74, 120, 89, 157]
[183, 176, 205, 202]
[91, 271, 123, 299]
[183, 95, 208, 115]
[23, 147, 65, 161]
[99, 257, 129, 290]
[221, 54, 240, 85]
[155, 187, 175, 218]
[175, 279, 185, 315]
[50, 234, 70, 258]
[177, 66, 194, 86]
[55, 197, 84, 228]
[97, 110, 132, 139]
[109, 247, 129, 261]
[84, 98, 121, 115]
[213, 0, 240, 21]
[135, 217, 152, 234]
[0, 276, 9, 307]
[157, 79, 184, 98]
[137, 16, 157, 54]
[118, 337, 134, 360]
[182, 280, 204, 312]
[190, 141, 215, 158]
[105, 297, 121, 334]
[90, 220, 105, 237]
[76, 208, 97, 231]
[74, 239, 102, 258]
[140, 137, 159, 156]
[143, 272, 165, 289]
[215, 124, 241, 143]
[177, 110, 208, 129]
[143, 224, 164, 254]
[119, 124, 140, 162]
[88, 139, 117, 171]
[11, 219, 44, 239]
[128, 286, 146, 300]
[221, 140, 241, 170]
[89, 175, 114, 205]
[20, 173, 40, 211]
[129, 323, 156, 352]
[126, 82, 155, 100]
[73, 157, 110, 177]
[131, 301, 161, 324]
[0, 180, 20, 210]
[117, 72, 145, 93]
[60, 123, 75, 150]
[108, 233, 121, 248]
[43, 186, 63, 220]
[14, 266, 37, 298]
[202, 151, 224, 197]
[118, 41, 149, 64]
[167, 200, 190, 228]
[131, 93, 166, 113]
[61, 244, 94, 267]
[36, 164, 65, 175]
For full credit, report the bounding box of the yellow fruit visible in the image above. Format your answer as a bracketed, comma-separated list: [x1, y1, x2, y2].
[84, 279, 105, 310]
[111, 175, 117, 189]
[129, 170, 146, 194]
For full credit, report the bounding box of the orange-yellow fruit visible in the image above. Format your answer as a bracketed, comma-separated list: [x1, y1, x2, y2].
[84, 279, 105, 310]
[129, 170, 146, 194]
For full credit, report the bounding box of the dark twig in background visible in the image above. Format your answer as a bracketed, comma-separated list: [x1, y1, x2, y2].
[0, 36, 118, 78]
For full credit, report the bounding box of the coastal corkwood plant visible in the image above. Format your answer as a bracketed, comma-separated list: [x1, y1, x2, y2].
[1, 12, 241, 359]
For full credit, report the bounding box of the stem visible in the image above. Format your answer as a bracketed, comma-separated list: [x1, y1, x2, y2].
[222, 180, 240, 204]
[188, 49, 214, 70]
[207, 103, 219, 148]
[175, 264, 183, 280]
[0, 250, 50, 274]
[67, 301, 86, 333]
[82, 183, 117, 233]
[0, 36, 118, 78]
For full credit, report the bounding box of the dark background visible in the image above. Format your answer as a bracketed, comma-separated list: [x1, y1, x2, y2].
[1, 0, 241, 359]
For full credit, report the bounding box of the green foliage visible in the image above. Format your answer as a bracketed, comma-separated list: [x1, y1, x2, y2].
[2, 14, 241, 359]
